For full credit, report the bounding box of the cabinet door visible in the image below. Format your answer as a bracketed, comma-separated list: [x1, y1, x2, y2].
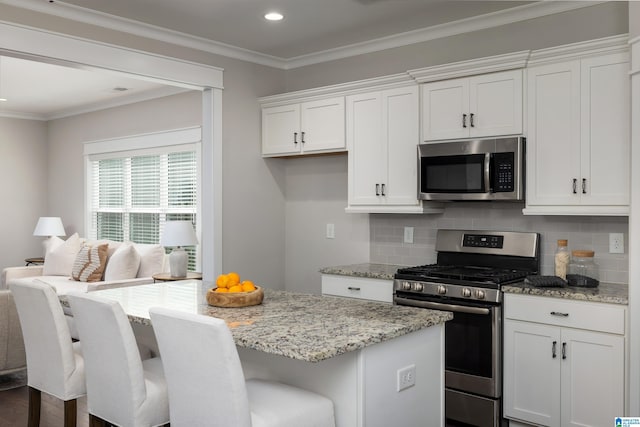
[560, 329, 624, 427]
[347, 92, 384, 205]
[469, 69, 523, 138]
[580, 53, 630, 206]
[262, 103, 301, 156]
[300, 97, 345, 154]
[526, 61, 581, 206]
[504, 320, 561, 426]
[383, 86, 420, 206]
[422, 78, 469, 141]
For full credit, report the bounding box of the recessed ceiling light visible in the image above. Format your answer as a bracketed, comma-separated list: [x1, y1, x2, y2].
[264, 12, 284, 21]
[0, 98, 7, 102]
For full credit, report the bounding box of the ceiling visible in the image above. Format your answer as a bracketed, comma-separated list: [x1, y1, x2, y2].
[0, 0, 577, 119]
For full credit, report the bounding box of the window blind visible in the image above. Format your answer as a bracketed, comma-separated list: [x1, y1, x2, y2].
[88, 150, 198, 271]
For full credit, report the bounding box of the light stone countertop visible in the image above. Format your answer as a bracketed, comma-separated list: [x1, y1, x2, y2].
[502, 281, 628, 305]
[319, 263, 406, 281]
[319, 263, 629, 306]
[62, 280, 452, 363]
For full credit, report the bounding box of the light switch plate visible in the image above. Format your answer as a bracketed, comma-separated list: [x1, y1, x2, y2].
[404, 227, 414, 244]
[326, 223, 335, 239]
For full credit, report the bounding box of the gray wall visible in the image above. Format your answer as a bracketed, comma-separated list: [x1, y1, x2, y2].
[0, 117, 48, 271]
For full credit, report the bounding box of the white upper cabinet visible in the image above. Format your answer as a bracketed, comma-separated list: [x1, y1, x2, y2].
[525, 52, 630, 215]
[346, 85, 441, 213]
[262, 96, 345, 157]
[421, 69, 523, 141]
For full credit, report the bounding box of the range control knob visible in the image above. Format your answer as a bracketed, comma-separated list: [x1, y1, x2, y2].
[461, 288, 472, 298]
[436, 285, 447, 295]
[412, 283, 424, 292]
[475, 290, 486, 300]
[402, 281, 412, 291]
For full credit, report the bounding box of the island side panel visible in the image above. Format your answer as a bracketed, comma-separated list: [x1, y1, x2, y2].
[237, 323, 445, 427]
[360, 324, 445, 427]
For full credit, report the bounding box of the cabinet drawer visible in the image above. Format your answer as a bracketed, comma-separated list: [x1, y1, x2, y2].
[321, 275, 393, 303]
[504, 293, 626, 335]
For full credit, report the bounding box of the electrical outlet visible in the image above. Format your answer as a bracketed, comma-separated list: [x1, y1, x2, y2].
[326, 223, 335, 239]
[609, 233, 624, 254]
[397, 364, 416, 391]
[403, 227, 414, 244]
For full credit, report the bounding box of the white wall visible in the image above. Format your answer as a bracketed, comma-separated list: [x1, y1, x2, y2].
[0, 117, 48, 271]
[284, 155, 369, 294]
[0, 117, 48, 269]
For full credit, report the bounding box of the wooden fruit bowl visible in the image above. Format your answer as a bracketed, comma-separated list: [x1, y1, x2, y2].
[206, 286, 264, 308]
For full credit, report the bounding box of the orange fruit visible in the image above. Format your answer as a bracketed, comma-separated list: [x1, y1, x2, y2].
[241, 281, 256, 292]
[227, 272, 240, 286]
[228, 285, 243, 293]
[215, 287, 228, 293]
[216, 274, 229, 288]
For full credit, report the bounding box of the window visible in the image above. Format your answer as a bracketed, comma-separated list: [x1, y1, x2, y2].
[84, 128, 201, 271]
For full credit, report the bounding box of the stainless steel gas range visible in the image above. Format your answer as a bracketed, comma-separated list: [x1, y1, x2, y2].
[394, 229, 540, 427]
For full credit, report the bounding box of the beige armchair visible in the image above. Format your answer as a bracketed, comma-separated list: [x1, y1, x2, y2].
[0, 289, 26, 375]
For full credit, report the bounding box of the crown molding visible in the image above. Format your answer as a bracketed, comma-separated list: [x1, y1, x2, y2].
[407, 50, 530, 83]
[528, 33, 629, 66]
[0, 0, 609, 70]
[259, 73, 413, 106]
[0, 110, 46, 120]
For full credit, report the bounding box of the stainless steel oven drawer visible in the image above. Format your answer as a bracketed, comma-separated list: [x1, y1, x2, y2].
[446, 388, 500, 427]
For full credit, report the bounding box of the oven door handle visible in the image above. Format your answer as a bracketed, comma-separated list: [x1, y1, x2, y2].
[394, 296, 491, 315]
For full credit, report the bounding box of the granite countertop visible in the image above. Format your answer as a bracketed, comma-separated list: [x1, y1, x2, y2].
[502, 281, 628, 305]
[63, 281, 452, 363]
[319, 263, 406, 280]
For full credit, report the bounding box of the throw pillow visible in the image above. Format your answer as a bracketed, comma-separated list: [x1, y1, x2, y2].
[43, 233, 83, 276]
[135, 243, 166, 278]
[71, 243, 109, 282]
[104, 243, 141, 281]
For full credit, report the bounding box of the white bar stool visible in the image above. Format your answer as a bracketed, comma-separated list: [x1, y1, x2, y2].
[149, 306, 336, 427]
[9, 281, 86, 427]
[67, 292, 169, 427]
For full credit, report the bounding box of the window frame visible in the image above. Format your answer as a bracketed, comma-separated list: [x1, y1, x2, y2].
[84, 127, 202, 271]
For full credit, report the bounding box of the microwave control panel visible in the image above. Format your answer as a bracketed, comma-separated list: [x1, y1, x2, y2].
[492, 152, 515, 192]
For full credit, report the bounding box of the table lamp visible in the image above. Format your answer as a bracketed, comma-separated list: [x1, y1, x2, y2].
[33, 216, 66, 256]
[160, 220, 198, 278]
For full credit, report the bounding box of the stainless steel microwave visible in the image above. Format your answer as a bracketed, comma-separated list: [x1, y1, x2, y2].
[418, 136, 525, 201]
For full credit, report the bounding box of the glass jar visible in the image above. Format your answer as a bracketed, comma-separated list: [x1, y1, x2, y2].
[554, 239, 570, 280]
[567, 250, 599, 288]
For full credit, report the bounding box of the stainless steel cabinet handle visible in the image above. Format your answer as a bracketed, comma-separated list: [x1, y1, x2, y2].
[301, 131, 305, 144]
[562, 342, 567, 360]
[582, 178, 587, 194]
[381, 183, 386, 196]
[550, 311, 569, 317]
[462, 113, 467, 128]
[552, 341, 557, 358]
[294, 132, 298, 144]
[572, 179, 577, 194]
[347, 287, 361, 291]
[470, 113, 475, 128]
[375, 183, 380, 196]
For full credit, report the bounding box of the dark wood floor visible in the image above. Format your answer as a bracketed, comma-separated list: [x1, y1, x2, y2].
[0, 386, 89, 427]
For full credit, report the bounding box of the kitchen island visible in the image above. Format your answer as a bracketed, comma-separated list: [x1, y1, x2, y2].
[64, 281, 452, 427]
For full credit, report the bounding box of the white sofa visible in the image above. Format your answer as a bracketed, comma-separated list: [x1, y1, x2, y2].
[2, 236, 168, 298]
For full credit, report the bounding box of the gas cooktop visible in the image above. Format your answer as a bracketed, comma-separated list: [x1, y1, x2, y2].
[395, 264, 530, 286]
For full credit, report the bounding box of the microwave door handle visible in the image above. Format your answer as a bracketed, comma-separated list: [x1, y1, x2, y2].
[484, 153, 491, 193]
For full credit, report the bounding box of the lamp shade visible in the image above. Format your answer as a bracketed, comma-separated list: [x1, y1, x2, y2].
[160, 221, 198, 247]
[33, 217, 66, 237]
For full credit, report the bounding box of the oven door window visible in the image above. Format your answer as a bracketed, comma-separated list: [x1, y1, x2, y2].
[445, 309, 494, 378]
[421, 154, 486, 193]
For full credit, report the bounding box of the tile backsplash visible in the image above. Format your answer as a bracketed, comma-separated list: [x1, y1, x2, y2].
[370, 203, 629, 284]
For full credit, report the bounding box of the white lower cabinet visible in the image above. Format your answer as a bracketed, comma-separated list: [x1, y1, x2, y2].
[503, 294, 626, 427]
[321, 274, 393, 303]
